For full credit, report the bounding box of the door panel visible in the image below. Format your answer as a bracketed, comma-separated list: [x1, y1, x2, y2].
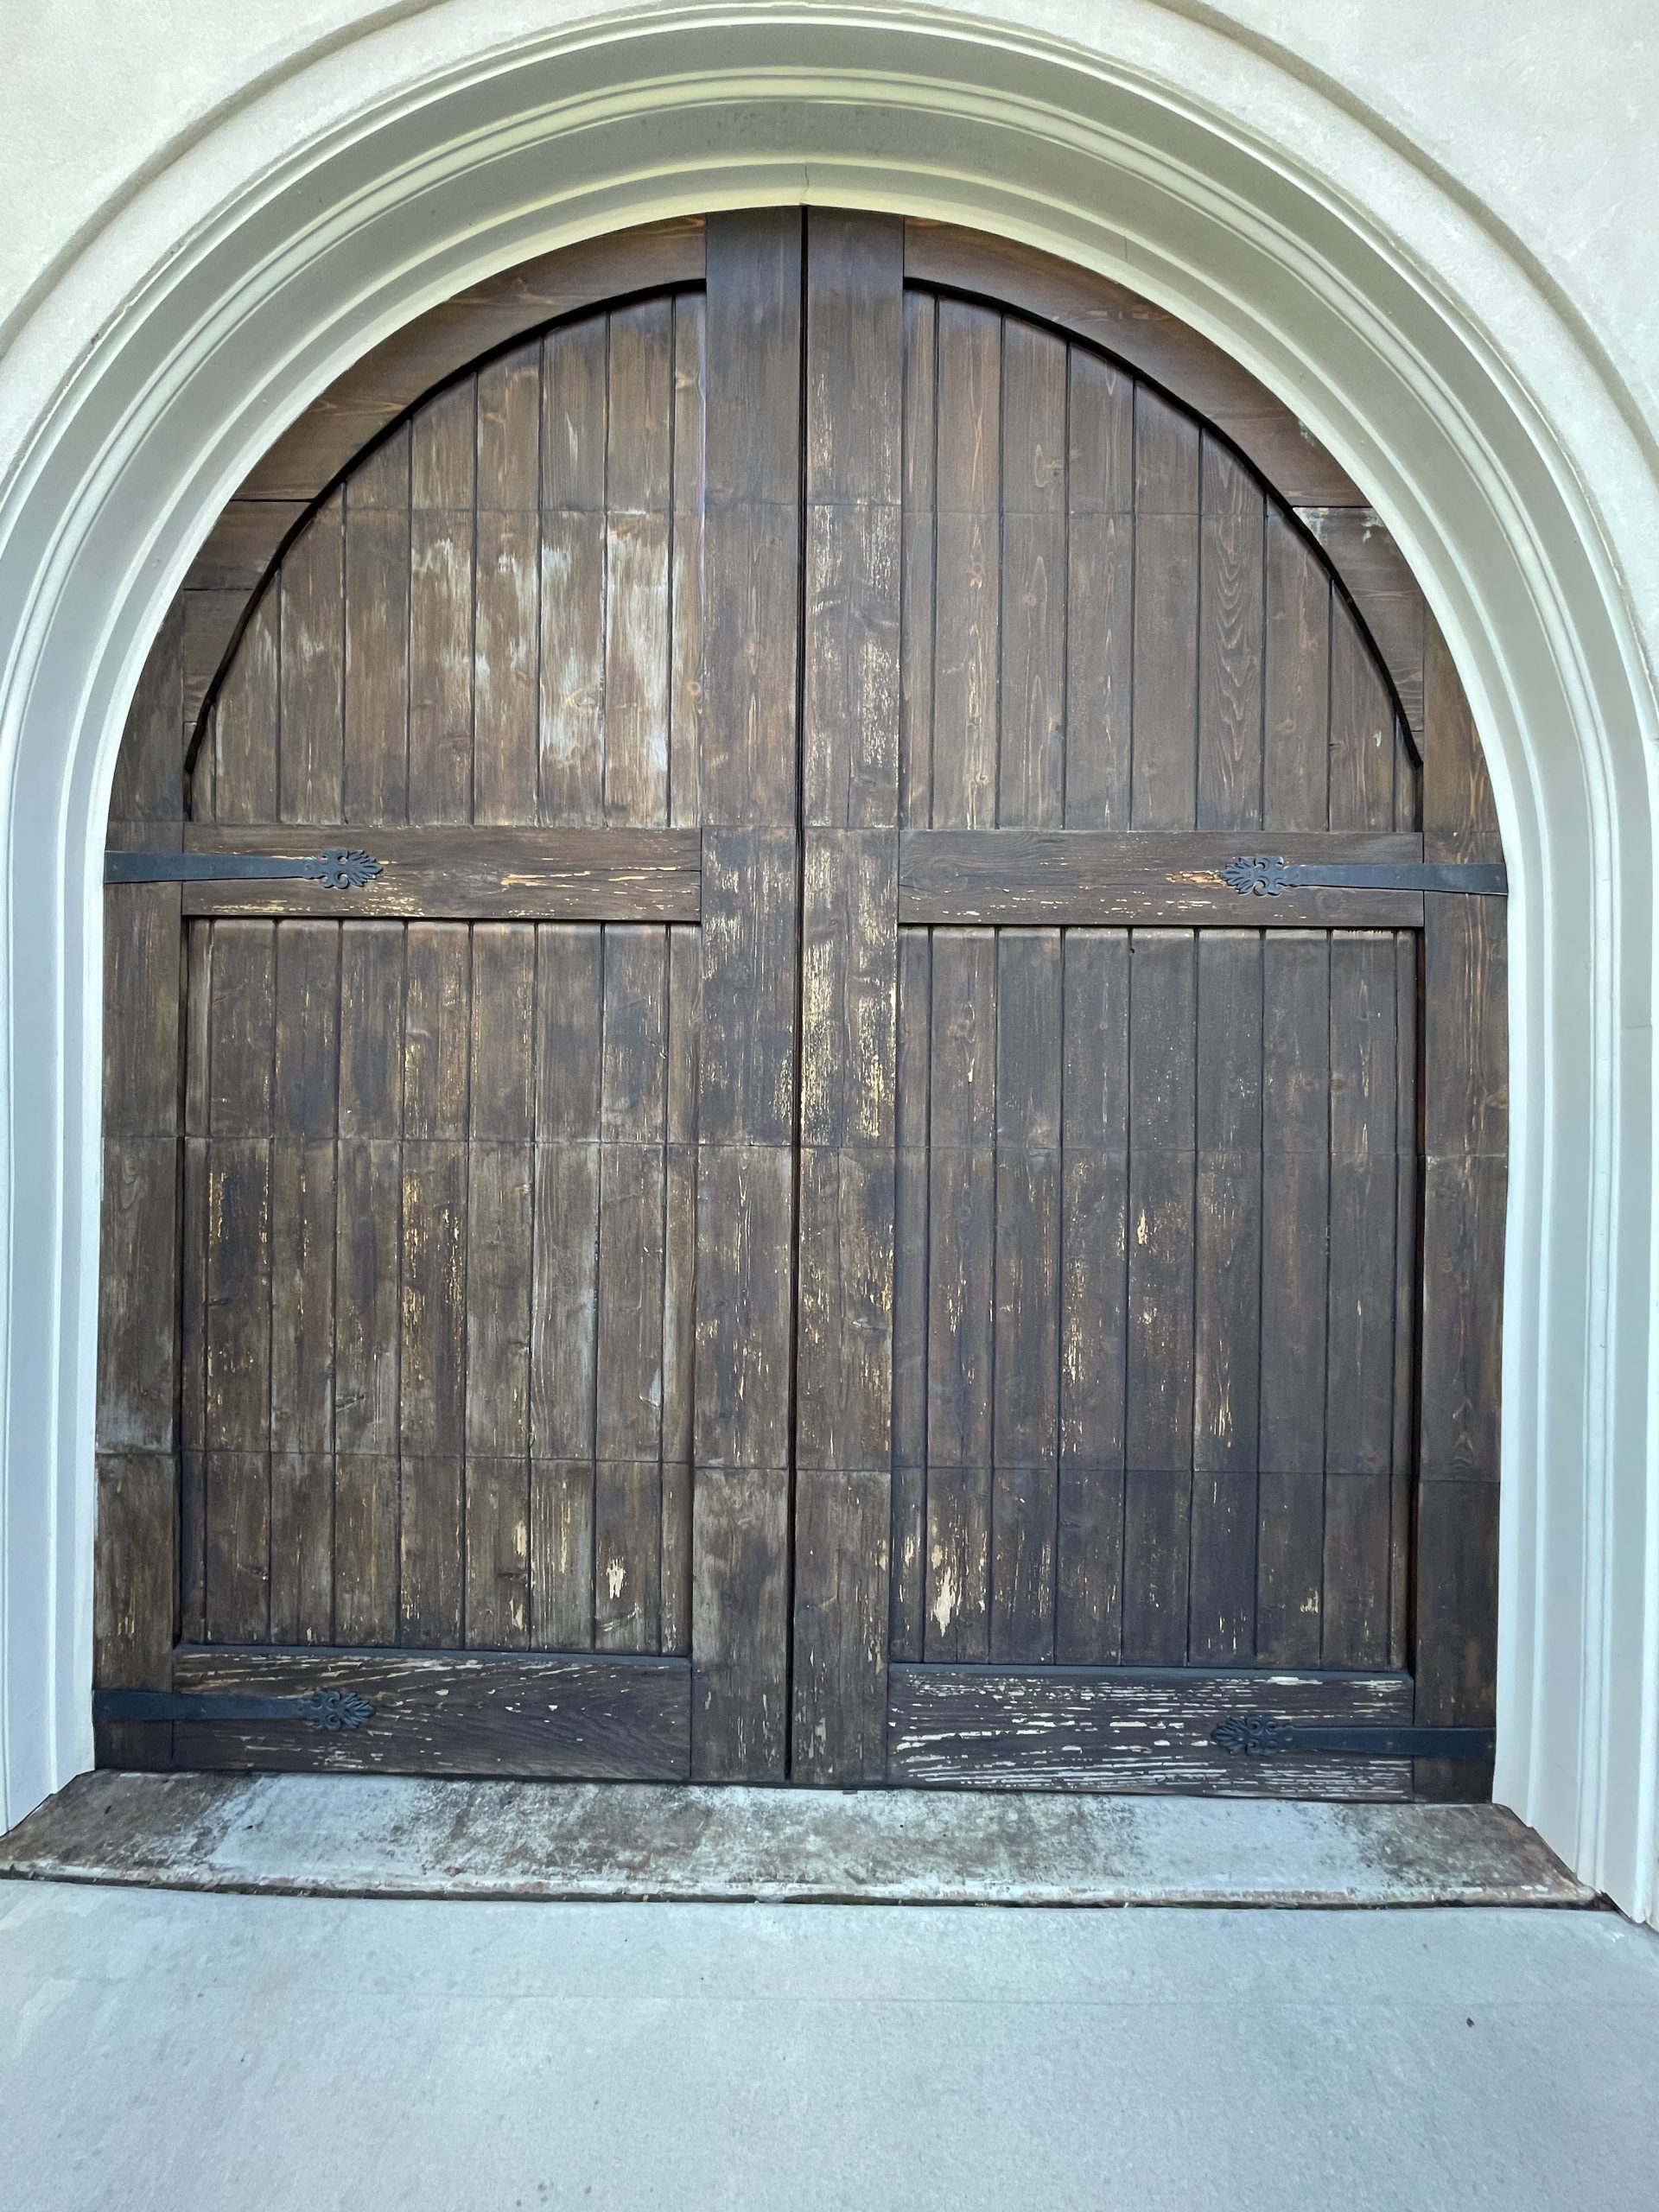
[99, 209, 1503, 1795]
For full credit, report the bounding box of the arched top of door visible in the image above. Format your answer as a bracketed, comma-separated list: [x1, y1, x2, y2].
[125, 212, 1441, 830]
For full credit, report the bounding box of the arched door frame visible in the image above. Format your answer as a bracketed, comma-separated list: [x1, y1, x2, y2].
[1, 8, 1654, 1915]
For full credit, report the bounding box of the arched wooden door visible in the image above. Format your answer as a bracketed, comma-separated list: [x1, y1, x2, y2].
[96, 212, 1505, 1795]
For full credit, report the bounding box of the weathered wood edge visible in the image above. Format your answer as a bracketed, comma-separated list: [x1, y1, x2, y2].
[903, 219, 1427, 759]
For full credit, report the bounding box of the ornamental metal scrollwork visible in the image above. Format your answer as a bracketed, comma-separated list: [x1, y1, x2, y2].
[297, 1688, 376, 1732]
[305, 849, 384, 890]
[1221, 854, 1293, 896]
[1211, 1713, 1296, 1757]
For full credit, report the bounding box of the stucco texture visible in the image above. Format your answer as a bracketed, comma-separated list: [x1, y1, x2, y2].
[1, 2, 1652, 429]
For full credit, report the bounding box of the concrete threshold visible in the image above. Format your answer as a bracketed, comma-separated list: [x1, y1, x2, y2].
[0, 1770, 1592, 1906]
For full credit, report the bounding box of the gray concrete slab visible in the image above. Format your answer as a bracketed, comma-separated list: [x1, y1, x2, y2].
[2, 1879, 1656, 2211]
[0, 1770, 1591, 1905]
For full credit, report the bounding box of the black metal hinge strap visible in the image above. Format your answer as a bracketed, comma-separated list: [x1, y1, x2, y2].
[105, 849, 384, 890]
[1224, 855, 1507, 897]
[1212, 1714, 1495, 1758]
[94, 1688, 375, 1732]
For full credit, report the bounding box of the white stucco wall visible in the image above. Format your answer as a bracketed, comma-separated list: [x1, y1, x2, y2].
[1, 2, 1656, 1916]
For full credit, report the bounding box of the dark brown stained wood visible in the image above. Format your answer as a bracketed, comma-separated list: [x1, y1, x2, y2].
[184, 591, 250, 753]
[203, 591, 278, 822]
[344, 427, 411, 826]
[889, 929, 931, 1663]
[1296, 505, 1426, 739]
[101, 214, 1505, 1805]
[175, 824, 702, 920]
[1125, 931, 1196, 1483]
[887, 1663, 1414, 1796]
[1389, 930, 1420, 1669]
[903, 221, 1367, 511]
[669, 296, 707, 830]
[1256, 931, 1330, 1669]
[899, 829, 1427, 928]
[690, 213, 804, 1779]
[923, 929, 996, 1664]
[408, 380, 476, 824]
[242, 219, 705, 500]
[186, 499, 308, 594]
[1419, 1153, 1505, 1478]
[692, 1466, 790, 1779]
[999, 318, 1067, 830]
[474, 341, 542, 826]
[793, 218, 904, 1779]
[1412, 1478, 1500, 1800]
[93, 1451, 177, 1770]
[1131, 391, 1200, 830]
[1330, 594, 1399, 832]
[278, 491, 346, 823]
[899, 290, 937, 830]
[793, 1467, 891, 1784]
[465, 1459, 531, 1649]
[168, 1646, 691, 1780]
[931, 298, 1001, 828]
[531, 1462, 595, 1652]
[110, 602, 186, 823]
[1263, 512, 1330, 832]
[1198, 438, 1265, 830]
[990, 932, 1061, 1663]
[1057, 931, 1129, 1664]
[1191, 933, 1262, 1666]
[334, 1453, 397, 1648]
[1414, 625, 1504, 1793]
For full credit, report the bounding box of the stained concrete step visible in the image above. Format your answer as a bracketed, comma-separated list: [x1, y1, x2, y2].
[0, 1770, 1592, 1905]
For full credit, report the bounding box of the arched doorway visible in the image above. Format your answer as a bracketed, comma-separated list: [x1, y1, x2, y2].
[96, 211, 1504, 1795]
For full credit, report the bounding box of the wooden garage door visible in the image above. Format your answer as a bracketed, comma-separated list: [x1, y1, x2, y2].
[96, 211, 1504, 1794]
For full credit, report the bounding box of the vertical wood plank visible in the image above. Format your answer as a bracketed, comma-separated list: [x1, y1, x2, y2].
[1191, 931, 1262, 1662]
[409, 382, 476, 824]
[1065, 350, 1134, 830]
[1123, 928, 1197, 1661]
[931, 300, 1000, 829]
[474, 341, 541, 826]
[277, 493, 345, 824]
[343, 426, 410, 826]
[990, 931, 1061, 1662]
[1263, 513, 1330, 832]
[1057, 931, 1128, 1662]
[1197, 438, 1265, 831]
[1130, 392, 1200, 830]
[1257, 931, 1331, 1666]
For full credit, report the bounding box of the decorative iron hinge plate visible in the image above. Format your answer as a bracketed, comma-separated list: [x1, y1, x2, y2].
[105, 849, 384, 889]
[1223, 855, 1507, 897]
[94, 1688, 376, 1732]
[1211, 1713, 1495, 1759]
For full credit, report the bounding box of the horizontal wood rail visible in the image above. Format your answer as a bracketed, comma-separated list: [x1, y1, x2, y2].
[899, 830, 1439, 927]
[156, 1646, 691, 1778]
[109, 826, 704, 920]
[887, 1662, 1416, 1797]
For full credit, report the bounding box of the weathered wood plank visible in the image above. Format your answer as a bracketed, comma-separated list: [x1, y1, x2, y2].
[899, 829, 1426, 928]
[168, 1646, 691, 1779]
[408, 381, 476, 825]
[343, 426, 411, 826]
[177, 824, 702, 920]
[792, 1466, 890, 1785]
[1198, 437, 1265, 832]
[277, 493, 346, 824]
[887, 1662, 1413, 1796]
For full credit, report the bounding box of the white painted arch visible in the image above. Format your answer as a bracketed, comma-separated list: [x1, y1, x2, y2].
[2, 3, 1656, 1917]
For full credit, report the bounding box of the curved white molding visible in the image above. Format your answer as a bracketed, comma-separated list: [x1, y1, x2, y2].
[2, 4, 1655, 1917]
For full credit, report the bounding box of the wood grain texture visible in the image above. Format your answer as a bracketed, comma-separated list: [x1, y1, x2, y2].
[887, 1663, 1414, 1796]
[168, 1646, 690, 1778]
[899, 830, 1426, 927]
[176, 825, 702, 919]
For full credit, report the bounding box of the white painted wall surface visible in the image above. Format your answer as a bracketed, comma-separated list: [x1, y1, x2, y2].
[0, 2, 1655, 1918]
